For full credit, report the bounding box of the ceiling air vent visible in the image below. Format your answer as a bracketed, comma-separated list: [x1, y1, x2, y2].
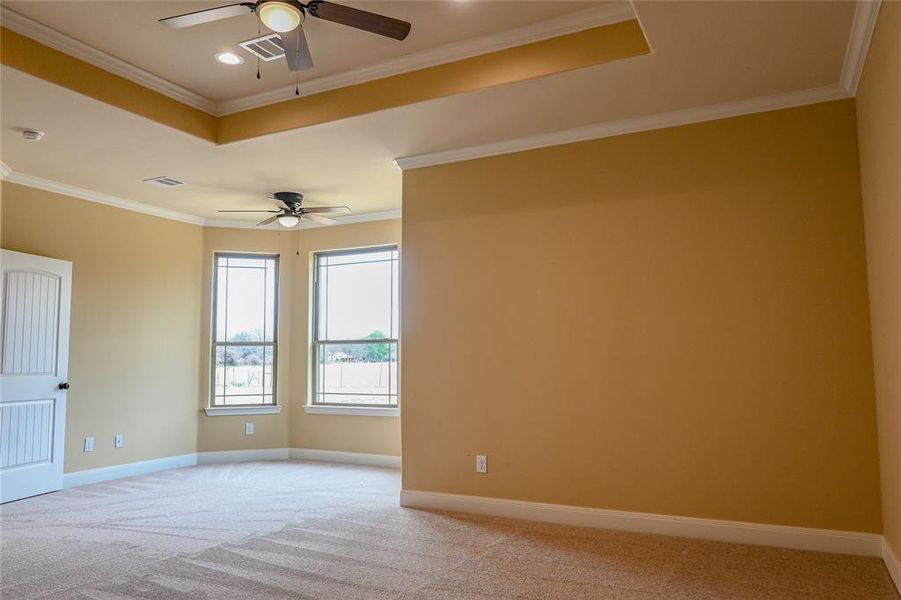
[143, 176, 184, 188]
[239, 33, 285, 62]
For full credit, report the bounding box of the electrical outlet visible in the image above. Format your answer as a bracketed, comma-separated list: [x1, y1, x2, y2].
[114, 434, 124, 448]
[84, 437, 94, 452]
[476, 454, 487, 474]
[245, 422, 254, 436]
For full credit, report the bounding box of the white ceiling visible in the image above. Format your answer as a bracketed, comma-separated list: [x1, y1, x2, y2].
[0, 1, 862, 223]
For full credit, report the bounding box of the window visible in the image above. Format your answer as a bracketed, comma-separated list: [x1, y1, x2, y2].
[312, 246, 398, 407]
[211, 253, 278, 406]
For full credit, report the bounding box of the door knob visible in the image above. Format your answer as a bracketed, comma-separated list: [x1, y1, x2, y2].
[58, 382, 70, 390]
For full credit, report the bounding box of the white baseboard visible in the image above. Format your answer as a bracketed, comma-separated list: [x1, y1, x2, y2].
[289, 447, 401, 468]
[196, 448, 290, 464]
[884, 537, 901, 594]
[63, 453, 197, 488]
[400, 489, 882, 557]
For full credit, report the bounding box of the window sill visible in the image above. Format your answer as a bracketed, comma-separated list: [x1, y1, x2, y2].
[204, 405, 283, 417]
[304, 405, 399, 417]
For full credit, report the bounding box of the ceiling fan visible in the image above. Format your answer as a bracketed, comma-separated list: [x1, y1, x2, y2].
[159, 1, 412, 72]
[218, 191, 351, 227]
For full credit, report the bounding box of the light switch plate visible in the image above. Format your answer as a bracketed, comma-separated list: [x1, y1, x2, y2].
[114, 434, 124, 448]
[245, 422, 254, 436]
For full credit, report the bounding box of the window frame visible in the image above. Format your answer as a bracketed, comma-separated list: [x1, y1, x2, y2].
[210, 252, 280, 408]
[311, 245, 399, 409]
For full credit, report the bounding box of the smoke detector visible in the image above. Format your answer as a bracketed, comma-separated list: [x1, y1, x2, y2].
[21, 129, 44, 142]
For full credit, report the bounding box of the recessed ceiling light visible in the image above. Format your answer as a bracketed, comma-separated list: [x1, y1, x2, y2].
[216, 51, 243, 65]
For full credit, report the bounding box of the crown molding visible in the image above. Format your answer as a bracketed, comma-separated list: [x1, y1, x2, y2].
[2, 164, 400, 228]
[2, 169, 207, 225]
[840, 0, 882, 95]
[215, 3, 636, 115]
[0, 6, 217, 114]
[204, 209, 402, 230]
[394, 84, 851, 170]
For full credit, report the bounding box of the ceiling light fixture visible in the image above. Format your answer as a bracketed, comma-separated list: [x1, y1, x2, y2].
[258, 1, 302, 33]
[215, 51, 243, 65]
[277, 214, 300, 228]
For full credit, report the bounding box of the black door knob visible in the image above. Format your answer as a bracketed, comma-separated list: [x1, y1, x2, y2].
[58, 383, 70, 390]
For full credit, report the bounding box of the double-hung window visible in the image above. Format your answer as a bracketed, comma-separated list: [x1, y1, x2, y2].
[211, 253, 278, 406]
[312, 246, 398, 407]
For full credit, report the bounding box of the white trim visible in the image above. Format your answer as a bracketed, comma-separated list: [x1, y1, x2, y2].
[204, 405, 283, 416]
[885, 537, 901, 595]
[399, 489, 883, 557]
[1, 170, 206, 225]
[0, 6, 216, 114]
[196, 448, 290, 464]
[303, 405, 399, 417]
[62, 453, 197, 489]
[0, 162, 12, 179]
[290, 448, 400, 468]
[204, 209, 402, 230]
[215, 3, 635, 115]
[840, 0, 882, 95]
[395, 84, 850, 170]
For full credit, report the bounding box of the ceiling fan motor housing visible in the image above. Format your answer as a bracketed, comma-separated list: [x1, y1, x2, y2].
[273, 191, 304, 209]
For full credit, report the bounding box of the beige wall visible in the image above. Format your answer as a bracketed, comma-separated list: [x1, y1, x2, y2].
[289, 220, 402, 456]
[401, 99, 883, 532]
[856, 1, 901, 556]
[1, 182, 202, 473]
[197, 221, 401, 456]
[197, 227, 296, 453]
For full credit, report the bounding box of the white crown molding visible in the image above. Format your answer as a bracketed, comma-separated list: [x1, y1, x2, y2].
[885, 538, 901, 595]
[204, 209, 402, 230]
[840, 0, 882, 95]
[2, 165, 400, 228]
[395, 84, 851, 170]
[2, 169, 207, 225]
[400, 489, 883, 557]
[0, 6, 217, 114]
[63, 453, 197, 489]
[216, 3, 636, 115]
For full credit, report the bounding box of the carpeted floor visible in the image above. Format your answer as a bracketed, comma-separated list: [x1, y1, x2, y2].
[0, 461, 897, 599]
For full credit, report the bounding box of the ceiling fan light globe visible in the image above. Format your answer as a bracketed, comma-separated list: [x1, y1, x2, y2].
[277, 214, 300, 227]
[259, 2, 302, 33]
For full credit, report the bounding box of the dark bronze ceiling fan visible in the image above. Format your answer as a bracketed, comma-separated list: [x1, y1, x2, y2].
[217, 191, 351, 228]
[159, 0, 411, 72]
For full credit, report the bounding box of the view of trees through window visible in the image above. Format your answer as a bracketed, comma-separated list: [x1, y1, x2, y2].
[313, 247, 398, 407]
[211, 254, 278, 406]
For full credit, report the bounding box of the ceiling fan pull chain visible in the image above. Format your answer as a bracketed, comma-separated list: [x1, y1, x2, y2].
[295, 72, 300, 96]
[256, 14, 261, 80]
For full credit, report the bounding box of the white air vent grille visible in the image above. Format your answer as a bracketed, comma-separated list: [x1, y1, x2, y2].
[143, 176, 184, 188]
[239, 34, 285, 61]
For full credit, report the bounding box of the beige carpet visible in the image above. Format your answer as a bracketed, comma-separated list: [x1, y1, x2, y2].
[0, 461, 896, 599]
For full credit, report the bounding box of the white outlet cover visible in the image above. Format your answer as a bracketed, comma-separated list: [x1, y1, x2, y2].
[476, 454, 487, 473]
[114, 434, 124, 448]
[245, 422, 254, 436]
[84, 437, 94, 452]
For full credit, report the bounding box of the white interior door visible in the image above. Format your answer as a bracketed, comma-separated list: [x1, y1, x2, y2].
[0, 250, 72, 503]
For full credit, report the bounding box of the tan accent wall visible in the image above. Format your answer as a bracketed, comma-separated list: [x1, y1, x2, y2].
[0, 182, 202, 473]
[289, 220, 402, 456]
[197, 221, 401, 457]
[856, 0, 901, 556]
[401, 99, 883, 532]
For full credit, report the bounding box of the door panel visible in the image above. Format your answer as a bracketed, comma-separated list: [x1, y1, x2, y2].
[0, 250, 72, 503]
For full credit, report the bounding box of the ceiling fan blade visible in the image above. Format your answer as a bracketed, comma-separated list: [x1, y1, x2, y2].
[257, 215, 280, 226]
[280, 24, 314, 71]
[218, 209, 282, 213]
[159, 3, 255, 29]
[302, 206, 351, 214]
[305, 1, 411, 41]
[302, 213, 337, 225]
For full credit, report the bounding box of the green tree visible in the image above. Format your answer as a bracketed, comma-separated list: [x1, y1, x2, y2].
[363, 330, 390, 362]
